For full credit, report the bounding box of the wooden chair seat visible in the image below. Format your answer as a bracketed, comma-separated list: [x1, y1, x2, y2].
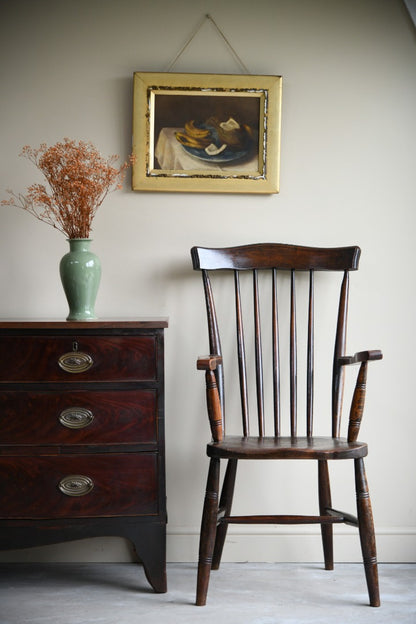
[207, 435, 368, 460]
[191, 243, 382, 607]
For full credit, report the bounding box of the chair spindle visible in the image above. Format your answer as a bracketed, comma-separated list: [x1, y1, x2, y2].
[307, 270, 315, 437]
[290, 270, 297, 436]
[272, 268, 281, 436]
[234, 271, 249, 436]
[332, 270, 349, 437]
[253, 270, 265, 436]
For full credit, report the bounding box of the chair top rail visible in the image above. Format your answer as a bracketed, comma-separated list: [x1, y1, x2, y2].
[191, 243, 360, 272]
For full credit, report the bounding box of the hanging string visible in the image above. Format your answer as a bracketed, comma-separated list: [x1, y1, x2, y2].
[164, 13, 250, 74]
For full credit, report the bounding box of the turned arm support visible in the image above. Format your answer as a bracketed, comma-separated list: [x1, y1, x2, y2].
[338, 350, 383, 442]
[197, 355, 223, 442]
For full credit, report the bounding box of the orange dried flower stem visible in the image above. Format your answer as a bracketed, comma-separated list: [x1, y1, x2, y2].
[1, 138, 131, 238]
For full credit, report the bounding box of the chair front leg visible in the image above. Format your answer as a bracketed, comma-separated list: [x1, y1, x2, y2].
[196, 457, 220, 606]
[354, 457, 380, 607]
[318, 459, 334, 570]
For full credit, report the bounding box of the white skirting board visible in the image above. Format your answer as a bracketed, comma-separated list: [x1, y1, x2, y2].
[167, 525, 416, 564]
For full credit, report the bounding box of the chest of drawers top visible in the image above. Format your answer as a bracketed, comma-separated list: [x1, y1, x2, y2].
[0, 319, 168, 330]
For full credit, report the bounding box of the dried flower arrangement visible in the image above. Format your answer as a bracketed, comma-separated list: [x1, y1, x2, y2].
[1, 138, 131, 239]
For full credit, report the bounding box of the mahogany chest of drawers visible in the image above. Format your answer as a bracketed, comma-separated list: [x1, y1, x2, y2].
[0, 318, 168, 593]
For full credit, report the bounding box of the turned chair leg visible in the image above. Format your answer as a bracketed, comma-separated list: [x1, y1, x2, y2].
[196, 457, 220, 606]
[212, 458, 238, 570]
[354, 458, 380, 607]
[318, 459, 334, 570]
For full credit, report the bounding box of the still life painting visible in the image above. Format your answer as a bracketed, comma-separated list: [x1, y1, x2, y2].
[132, 72, 282, 194]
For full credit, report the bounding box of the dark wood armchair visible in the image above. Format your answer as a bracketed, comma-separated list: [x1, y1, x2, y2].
[191, 243, 382, 607]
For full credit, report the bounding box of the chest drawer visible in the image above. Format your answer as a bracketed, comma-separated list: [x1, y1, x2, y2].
[0, 389, 157, 446]
[0, 335, 157, 382]
[0, 453, 158, 519]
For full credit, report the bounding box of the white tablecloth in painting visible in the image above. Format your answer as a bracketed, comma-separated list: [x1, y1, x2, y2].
[154, 127, 259, 173]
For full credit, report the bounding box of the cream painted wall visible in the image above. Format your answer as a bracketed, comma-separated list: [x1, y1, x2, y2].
[0, 0, 415, 564]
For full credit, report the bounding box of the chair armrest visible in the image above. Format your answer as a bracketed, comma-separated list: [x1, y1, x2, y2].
[339, 350, 383, 366]
[196, 355, 223, 442]
[197, 355, 223, 371]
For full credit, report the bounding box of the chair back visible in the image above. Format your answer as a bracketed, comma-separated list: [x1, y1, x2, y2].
[191, 243, 360, 438]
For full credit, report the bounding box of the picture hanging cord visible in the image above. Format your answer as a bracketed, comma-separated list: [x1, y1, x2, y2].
[164, 13, 250, 74]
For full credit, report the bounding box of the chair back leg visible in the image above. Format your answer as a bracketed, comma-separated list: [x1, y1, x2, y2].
[212, 458, 238, 570]
[318, 459, 334, 570]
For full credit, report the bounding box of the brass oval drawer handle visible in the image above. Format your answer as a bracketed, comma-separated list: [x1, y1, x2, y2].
[59, 407, 94, 429]
[58, 351, 93, 373]
[58, 475, 94, 497]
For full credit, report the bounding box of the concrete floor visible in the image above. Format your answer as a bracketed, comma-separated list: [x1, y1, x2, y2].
[0, 563, 414, 624]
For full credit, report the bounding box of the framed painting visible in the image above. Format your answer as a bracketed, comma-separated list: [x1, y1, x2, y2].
[132, 72, 282, 194]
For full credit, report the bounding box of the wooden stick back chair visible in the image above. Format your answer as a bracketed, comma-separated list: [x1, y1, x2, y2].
[191, 243, 382, 607]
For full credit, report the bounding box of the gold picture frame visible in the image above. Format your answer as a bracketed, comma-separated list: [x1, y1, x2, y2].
[132, 72, 282, 194]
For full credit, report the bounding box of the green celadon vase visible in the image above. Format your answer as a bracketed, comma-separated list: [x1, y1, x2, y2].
[59, 238, 101, 321]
